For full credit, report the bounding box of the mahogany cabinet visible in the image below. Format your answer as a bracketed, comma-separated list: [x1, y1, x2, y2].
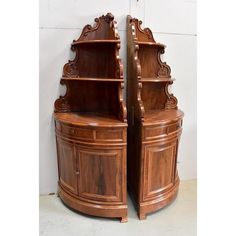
[127, 16, 184, 220]
[54, 13, 128, 223]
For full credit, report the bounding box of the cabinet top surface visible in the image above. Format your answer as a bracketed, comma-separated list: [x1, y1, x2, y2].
[54, 112, 127, 128]
[143, 109, 184, 126]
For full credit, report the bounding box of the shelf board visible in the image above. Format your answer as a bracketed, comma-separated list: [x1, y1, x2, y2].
[140, 77, 175, 82]
[54, 112, 127, 127]
[143, 109, 184, 126]
[61, 77, 123, 82]
[72, 39, 120, 45]
[135, 41, 166, 47]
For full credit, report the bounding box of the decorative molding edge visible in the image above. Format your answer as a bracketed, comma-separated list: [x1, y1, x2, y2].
[63, 46, 79, 77]
[119, 82, 127, 122]
[129, 17, 145, 120]
[165, 82, 178, 109]
[137, 82, 145, 120]
[54, 80, 71, 112]
[157, 47, 171, 77]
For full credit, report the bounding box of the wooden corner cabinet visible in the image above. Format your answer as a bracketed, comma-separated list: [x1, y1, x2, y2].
[54, 13, 128, 223]
[127, 16, 184, 220]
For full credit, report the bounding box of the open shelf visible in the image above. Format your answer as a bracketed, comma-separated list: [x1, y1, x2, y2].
[54, 112, 127, 127]
[140, 77, 175, 82]
[143, 109, 184, 126]
[55, 13, 126, 123]
[65, 43, 117, 78]
[72, 39, 120, 45]
[61, 77, 122, 82]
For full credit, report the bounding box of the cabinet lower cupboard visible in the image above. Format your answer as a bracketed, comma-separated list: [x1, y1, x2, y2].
[137, 112, 183, 219]
[55, 119, 127, 222]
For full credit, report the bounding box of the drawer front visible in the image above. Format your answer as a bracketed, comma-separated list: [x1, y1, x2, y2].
[59, 123, 94, 141]
[96, 128, 126, 142]
[55, 121, 126, 143]
[143, 120, 182, 140]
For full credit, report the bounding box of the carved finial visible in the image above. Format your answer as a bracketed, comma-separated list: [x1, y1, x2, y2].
[101, 13, 114, 23]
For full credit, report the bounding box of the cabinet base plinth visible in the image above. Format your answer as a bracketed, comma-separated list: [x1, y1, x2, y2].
[130, 177, 180, 220]
[58, 185, 127, 222]
[139, 177, 179, 220]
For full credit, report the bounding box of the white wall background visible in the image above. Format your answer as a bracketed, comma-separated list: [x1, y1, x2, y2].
[39, 0, 197, 194]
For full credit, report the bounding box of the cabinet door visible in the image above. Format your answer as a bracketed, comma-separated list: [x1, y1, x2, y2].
[142, 141, 178, 201]
[75, 145, 124, 203]
[56, 138, 77, 194]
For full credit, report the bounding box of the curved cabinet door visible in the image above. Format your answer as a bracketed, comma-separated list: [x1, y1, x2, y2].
[142, 140, 178, 201]
[56, 137, 77, 194]
[75, 145, 125, 203]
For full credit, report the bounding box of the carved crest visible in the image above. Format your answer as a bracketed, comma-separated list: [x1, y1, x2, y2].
[129, 18, 155, 42]
[75, 12, 119, 42]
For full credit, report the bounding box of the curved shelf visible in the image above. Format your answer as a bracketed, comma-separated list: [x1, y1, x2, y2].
[72, 39, 120, 45]
[140, 77, 175, 82]
[61, 77, 123, 82]
[135, 41, 166, 47]
[54, 112, 127, 128]
[143, 109, 184, 126]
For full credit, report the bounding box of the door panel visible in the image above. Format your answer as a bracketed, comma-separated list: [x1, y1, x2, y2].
[56, 138, 77, 194]
[76, 146, 123, 202]
[143, 142, 177, 201]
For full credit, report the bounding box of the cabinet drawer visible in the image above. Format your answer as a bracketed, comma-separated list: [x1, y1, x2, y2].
[58, 122, 94, 141]
[144, 120, 182, 140]
[166, 120, 182, 134]
[56, 121, 126, 143]
[96, 128, 126, 142]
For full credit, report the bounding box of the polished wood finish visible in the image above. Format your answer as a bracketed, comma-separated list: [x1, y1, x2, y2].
[54, 13, 127, 222]
[127, 15, 184, 220]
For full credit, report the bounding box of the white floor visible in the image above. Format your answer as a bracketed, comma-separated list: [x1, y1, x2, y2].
[40, 180, 196, 236]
